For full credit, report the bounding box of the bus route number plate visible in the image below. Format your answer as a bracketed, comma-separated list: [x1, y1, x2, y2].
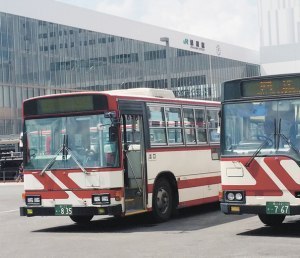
[55, 205, 73, 216]
[266, 202, 290, 215]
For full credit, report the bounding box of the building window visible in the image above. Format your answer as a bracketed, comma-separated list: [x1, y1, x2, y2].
[144, 50, 166, 61]
[108, 37, 115, 43]
[98, 38, 106, 44]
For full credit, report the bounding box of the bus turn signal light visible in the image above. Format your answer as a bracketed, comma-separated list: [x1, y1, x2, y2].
[115, 191, 122, 201]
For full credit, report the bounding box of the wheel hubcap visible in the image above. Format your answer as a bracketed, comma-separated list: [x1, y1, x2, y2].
[156, 187, 169, 214]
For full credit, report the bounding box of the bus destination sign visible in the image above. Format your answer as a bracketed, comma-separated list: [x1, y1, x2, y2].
[241, 76, 300, 97]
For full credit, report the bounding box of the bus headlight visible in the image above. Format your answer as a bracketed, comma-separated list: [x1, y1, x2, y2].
[235, 192, 243, 201]
[227, 192, 235, 201]
[25, 195, 41, 205]
[92, 194, 110, 205]
[224, 191, 245, 203]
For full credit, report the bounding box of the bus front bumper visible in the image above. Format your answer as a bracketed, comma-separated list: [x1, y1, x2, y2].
[221, 202, 300, 215]
[20, 204, 122, 217]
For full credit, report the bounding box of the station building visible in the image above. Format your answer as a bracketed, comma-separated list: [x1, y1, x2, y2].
[259, 0, 300, 75]
[0, 0, 260, 136]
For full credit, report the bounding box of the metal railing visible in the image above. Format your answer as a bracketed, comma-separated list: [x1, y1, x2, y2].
[0, 169, 19, 183]
[0, 151, 23, 183]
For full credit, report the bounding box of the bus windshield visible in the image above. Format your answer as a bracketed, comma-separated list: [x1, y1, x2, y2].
[222, 99, 300, 160]
[24, 114, 119, 170]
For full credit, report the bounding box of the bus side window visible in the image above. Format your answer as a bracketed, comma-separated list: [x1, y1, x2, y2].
[148, 106, 167, 145]
[183, 108, 196, 144]
[195, 109, 207, 143]
[207, 109, 220, 143]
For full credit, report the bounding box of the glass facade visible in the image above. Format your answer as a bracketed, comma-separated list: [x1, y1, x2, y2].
[0, 12, 260, 136]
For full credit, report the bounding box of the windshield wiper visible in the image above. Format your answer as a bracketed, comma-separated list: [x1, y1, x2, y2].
[40, 146, 64, 175]
[64, 146, 88, 174]
[246, 118, 277, 167]
[277, 132, 300, 157]
[40, 135, 88, 175]
[245, 137, 273, 167]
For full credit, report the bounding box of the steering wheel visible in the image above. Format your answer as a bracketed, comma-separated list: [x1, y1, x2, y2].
[84, 149, 96, 164]
[29, 148, 37, 158]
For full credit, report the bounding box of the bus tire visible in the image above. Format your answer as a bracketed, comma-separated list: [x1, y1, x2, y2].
[152, 178, 173, 222]
[258, 214, 285, 226]
[70, 215, 93, 224]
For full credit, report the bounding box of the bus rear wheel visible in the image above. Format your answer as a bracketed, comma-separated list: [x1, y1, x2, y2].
[70, 215, 93, 224]
[152, 178, 173, 222]
[258, 214, 285, 226]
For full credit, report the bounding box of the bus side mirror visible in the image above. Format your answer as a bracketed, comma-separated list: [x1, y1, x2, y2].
[104, 111, 120, 126]
[109, 126, 118, 142]
[218, 110, 221, 133]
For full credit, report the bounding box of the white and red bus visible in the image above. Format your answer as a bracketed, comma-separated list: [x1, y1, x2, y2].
[220, 73, 300, 226]
[20, 88, 220, 223]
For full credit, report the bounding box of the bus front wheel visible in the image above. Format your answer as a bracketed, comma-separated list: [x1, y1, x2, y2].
[70, 215, 93, 224]
[152, 178, 173, 222]
[258, 214, 285, 226]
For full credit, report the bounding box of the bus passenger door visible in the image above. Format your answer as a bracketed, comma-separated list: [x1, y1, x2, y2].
[121, 114, 146, 213]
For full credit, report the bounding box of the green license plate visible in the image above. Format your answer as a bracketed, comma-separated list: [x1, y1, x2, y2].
[266, 202, 290, 215]
[55, 205, 72, 216]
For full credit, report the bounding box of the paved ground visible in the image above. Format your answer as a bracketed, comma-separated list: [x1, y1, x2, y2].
[2, 184, 300, 257]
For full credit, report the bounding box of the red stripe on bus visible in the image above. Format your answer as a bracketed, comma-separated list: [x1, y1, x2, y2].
[221, 157, 283, 196]
[111, 94, 220, 106]
[49, 172, 123, 199]
[24, 168, 121, 174]
[24, 190, 68, 199]
[147, 176, 221, 193]
[265, 157, 300, 195]
[146, 196, 219, 212]
[178, 196, 219, 208]
[32, 173, 63, 191]
[177, 176, 221, 189]
[25, 189, 123, 199]
[54, 172, 82, 190]
[29, 170, 122, 192]
[71, 189, 124, 199]
[147, 146, 219, 152]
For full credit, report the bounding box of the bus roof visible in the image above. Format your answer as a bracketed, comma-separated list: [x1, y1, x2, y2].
[24, 89, 220, 105]
[103, 88, 176, 99]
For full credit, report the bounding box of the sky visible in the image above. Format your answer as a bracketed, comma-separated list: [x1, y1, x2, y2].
[56, 0, 260, 50]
